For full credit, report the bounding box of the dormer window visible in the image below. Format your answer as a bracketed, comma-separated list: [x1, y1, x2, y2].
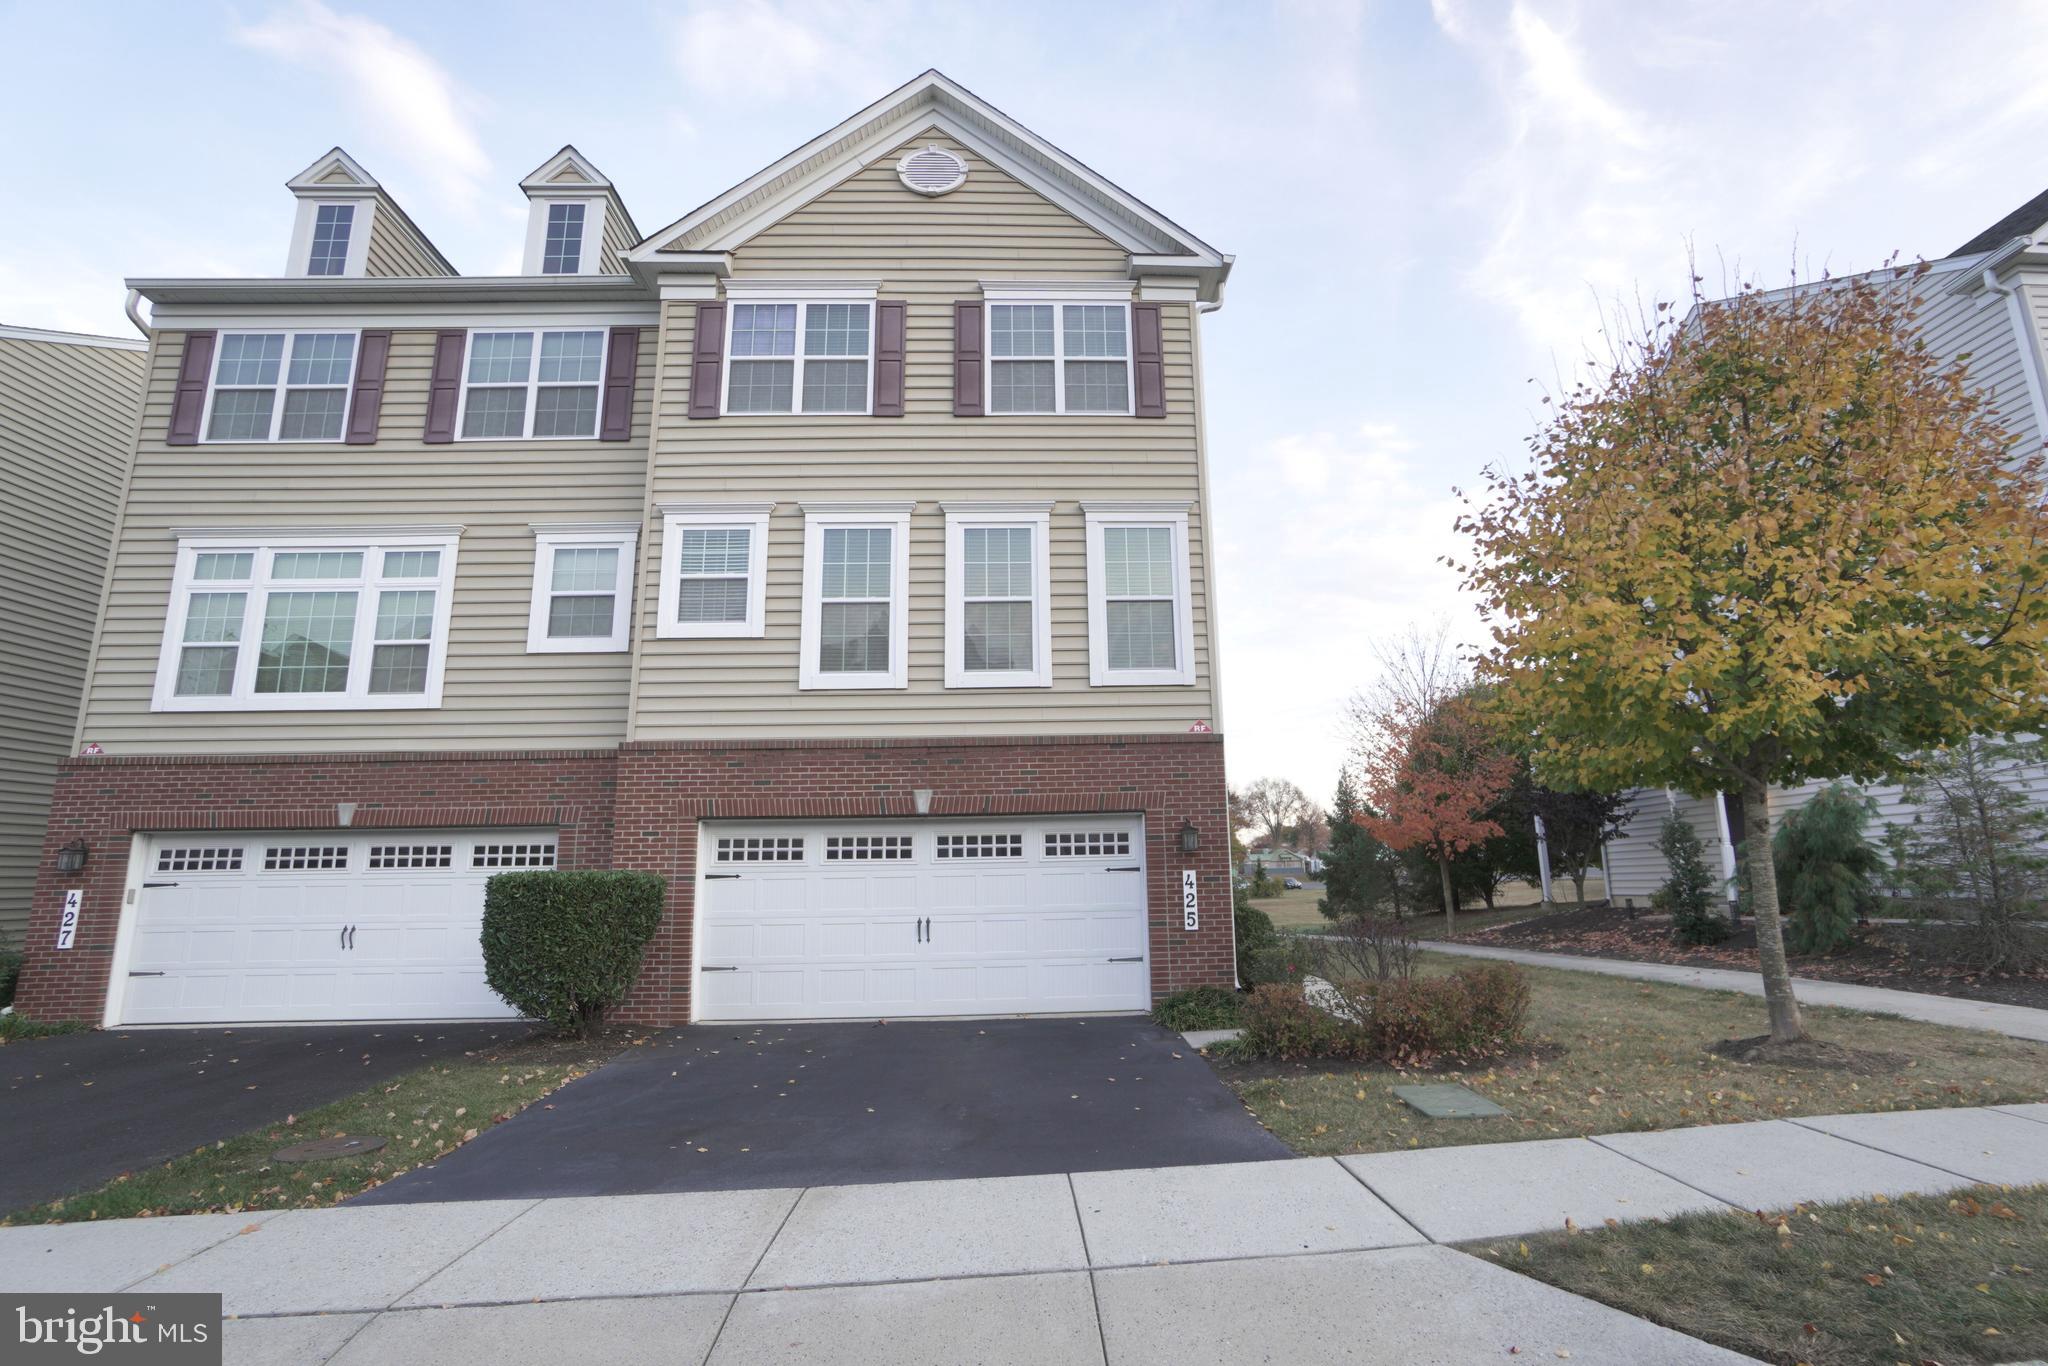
[307, 204, 355, 276]
[542, 203, 585, 274]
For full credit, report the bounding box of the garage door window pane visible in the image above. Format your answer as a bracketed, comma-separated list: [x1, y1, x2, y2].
[255, 591, 357, 693]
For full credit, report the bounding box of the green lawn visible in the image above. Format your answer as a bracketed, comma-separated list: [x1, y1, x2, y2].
[1472, 1184, 2047, 1365]
[1221, 955, 2048, 1156]
[1255, 887, 1591, 940]
[4, 1027, 640, 1225]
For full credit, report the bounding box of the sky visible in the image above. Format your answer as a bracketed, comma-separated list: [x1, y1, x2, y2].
[6, 0, 2048, 805]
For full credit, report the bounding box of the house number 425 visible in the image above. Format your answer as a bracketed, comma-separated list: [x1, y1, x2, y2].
[1181, 870, 1198, 931]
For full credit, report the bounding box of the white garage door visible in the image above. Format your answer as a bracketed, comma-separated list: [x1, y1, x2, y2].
[116, 831, 552, 1025]
[695, 816, 1150, 1021]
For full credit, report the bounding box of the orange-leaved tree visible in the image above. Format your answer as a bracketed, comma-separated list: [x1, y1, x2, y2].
[1457, 262, 2048, 1044]
[1357, 694, 1519, 935]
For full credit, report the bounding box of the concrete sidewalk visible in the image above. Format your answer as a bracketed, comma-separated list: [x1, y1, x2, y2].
[3, 1105, 2041, 1364]
[1427, 940, 2048, 1041]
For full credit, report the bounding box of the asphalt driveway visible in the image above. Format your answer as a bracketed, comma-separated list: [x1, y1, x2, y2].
[354, 1016, 1288, 1203]
[0, 1022, 526, 1213]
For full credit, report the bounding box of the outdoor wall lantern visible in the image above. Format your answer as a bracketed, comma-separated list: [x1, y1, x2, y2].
[54, 839, 89, 873]
[1178, 821, 1200, 855]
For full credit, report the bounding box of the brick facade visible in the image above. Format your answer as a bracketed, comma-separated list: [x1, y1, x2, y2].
[13, 734, 1231, 1026]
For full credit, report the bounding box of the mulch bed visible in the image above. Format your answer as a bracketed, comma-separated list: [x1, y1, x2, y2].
[1475, 905, 2048, 1011]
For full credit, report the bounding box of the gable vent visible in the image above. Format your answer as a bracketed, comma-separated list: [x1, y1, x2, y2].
[897, 145, 967, 197]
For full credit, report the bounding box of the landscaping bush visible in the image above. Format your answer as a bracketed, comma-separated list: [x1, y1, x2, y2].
[1773, 782, 1882, 954]
[1892, 736, 2048, 971]
[0, 948, 21, 1010]
[1233, 880, 1279, 984]
[1653, 814, 1730, 945]
[481, 870, 666, 1036]
[1151, 985, 1243, 1031]
[1238, 964, 1530, 1065]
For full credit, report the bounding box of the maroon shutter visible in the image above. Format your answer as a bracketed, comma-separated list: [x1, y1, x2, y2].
[688, 301, 726, 419]
[166, 331, 215, 445]
[873, 300, 906, 417]
[952, 301, 984, 417]
[343, 329, 391, 445]
[1132, 302, 1166, 418]
[423, 329, 466, 443]
[600, 326, 641, 441]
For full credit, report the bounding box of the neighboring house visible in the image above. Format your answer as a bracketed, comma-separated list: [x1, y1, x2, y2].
[12, 72, 1235, 1028]
[1605, 187, 2048, 905]
[0, 325, 146, 949]
[1242, 848, 1319, 880]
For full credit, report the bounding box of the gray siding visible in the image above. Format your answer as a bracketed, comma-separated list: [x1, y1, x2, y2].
[76, 328, 651, 755]
[631, 131, 1218, 741]
[0, 332, 145, 944]
[1917, 273, 2039, 451]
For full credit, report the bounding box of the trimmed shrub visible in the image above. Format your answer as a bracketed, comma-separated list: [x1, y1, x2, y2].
[0, 949, 20, 1010]
[1774, 783, 1883, 955]
[1151, 985, 1243, 1031]
[1238, 964, 1531, 1065]
[481, 870, 666, 1036]
[1233, 881, 1279, 984]
[1654, 814, 1730, 946]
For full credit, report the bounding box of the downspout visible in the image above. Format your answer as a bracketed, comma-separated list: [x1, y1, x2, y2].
[124, 288, 150, 338]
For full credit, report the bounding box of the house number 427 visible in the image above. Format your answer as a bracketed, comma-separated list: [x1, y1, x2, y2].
[1181, 870, 1198, 931]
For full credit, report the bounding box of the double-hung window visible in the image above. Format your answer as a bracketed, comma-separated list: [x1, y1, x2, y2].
[799, 504, 910, 689]
[944, 503, 1051, 688]
[306, 204, 355, 276]
[987, 297, 1132, 415]
[527, 526, 637, 652]
[541, 202, 585, 274]
[1083, 503, 1195, 686]
[658, 504, 771, 639]
[457, 328, 607, 439]
[203, 331, 358, 442]
[153, 535, 459, 710]
[724, 299, 873, 414]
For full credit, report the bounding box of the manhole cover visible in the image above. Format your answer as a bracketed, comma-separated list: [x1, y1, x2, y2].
[273, 1135, 388, 1163]
[1391, 1084, 1507, 1119]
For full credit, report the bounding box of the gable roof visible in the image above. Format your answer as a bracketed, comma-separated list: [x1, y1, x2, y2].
[283, 146, 458, 277]
[628, 70, 1228, 296]
[521, 145, 612, 192]
[1949, 184, 2048, 259]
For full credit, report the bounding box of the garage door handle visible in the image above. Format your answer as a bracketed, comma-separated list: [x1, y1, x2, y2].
[143, 881, 178, 888]
[1107, 865, 1141, 872]
[128, 971, 166, 977]
[701, 965, 738, 972]
[1108, 956, 1144, 963]
[705, 873, 742, 880]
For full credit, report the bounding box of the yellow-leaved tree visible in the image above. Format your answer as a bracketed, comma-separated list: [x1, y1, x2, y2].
[1457, 264, 2048, 1045]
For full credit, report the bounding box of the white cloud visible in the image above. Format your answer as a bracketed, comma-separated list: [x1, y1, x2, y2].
[234, 1, 491, 213]
[670, 1, 889, 103]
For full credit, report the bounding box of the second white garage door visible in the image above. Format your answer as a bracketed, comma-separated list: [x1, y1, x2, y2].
[695, 816, 1150, 1021]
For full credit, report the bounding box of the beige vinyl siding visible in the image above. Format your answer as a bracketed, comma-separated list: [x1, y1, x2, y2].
[600, 196, 637, 274]
[0, 334, 145, 943]
[632, 132, 1217, 741]
[365, 194, 454, 278]
[77, 328, 652, 755]
[1603, 788, 1730, 902]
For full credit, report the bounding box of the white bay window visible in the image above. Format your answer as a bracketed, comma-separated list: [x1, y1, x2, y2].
[153, 535, 459, 710]
[944, 503, 1051, 688]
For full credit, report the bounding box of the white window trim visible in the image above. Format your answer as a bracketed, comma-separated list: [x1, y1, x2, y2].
[523, 196, 606, 276]
[799, 502, 912, 690]
[453, 326, 610, 441]
[983, 295, 1135, 416]
[721, 295, 878, 417]
[1083, 502, 1196, 687]
[150, 532, 460, 712]
[657, 503, 772, 639]
[943, 502, 1052, 689]
[287, 196, 374, 278]
[526, 525, 638, 653]
[198, 329, 362, 445]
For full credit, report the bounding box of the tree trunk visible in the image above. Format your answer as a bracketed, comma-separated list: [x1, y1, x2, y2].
[1739, 769, 1806, 1043]
[1436, 857, 1457, 936]
[1570, 871, 1587, 909]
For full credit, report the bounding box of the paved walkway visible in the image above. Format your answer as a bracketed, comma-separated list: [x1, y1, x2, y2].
[1427, 941, 2048, 1041]
[4, 1104, 2041, 1364]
